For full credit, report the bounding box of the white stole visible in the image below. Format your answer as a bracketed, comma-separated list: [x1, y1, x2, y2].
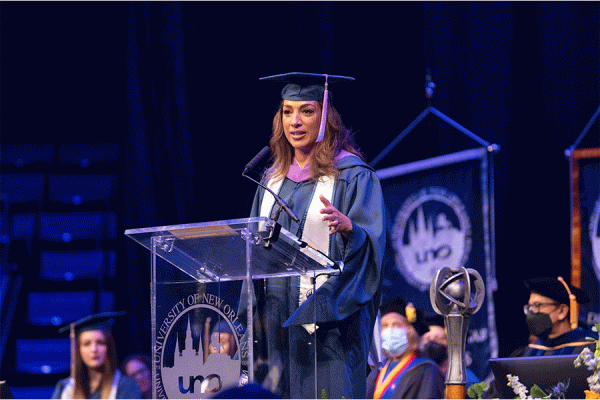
[60, 370, 121, 399]
[260, 175, 335, 333]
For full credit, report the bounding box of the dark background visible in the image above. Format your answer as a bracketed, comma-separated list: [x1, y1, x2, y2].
[2, 1, 600, 396]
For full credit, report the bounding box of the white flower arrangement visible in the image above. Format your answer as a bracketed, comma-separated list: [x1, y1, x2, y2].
[504, 373, 571, 399]
[468, 323, 599, 399]
[507, 374, 531, 399]
[573, 323, 600, 398]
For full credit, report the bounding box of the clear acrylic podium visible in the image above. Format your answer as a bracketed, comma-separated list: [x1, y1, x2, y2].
[125, 217, 337, 399]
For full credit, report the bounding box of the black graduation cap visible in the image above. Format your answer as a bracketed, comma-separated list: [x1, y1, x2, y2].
[524, 276, 589, 330]
[259, 72, 355, 101]
[58, 311, 126, 335]
[58, 311, 125, 379]
[523, 277, 590, 305]
[259, 72, 355, 143]
[379, 296, 429, 336]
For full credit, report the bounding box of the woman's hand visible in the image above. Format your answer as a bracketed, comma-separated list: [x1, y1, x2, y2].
[319, 194, 352, 239]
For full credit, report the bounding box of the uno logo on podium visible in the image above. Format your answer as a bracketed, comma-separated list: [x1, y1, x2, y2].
[154, 294, 245, 399]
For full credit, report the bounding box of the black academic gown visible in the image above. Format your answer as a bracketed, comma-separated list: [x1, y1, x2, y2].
[484, 328, 598, 398]
[249, 155, 386, 399]
[515, 327, 598, 357]
[365, 358, 446, 399]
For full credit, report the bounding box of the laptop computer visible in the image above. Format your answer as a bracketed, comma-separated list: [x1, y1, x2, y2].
[489, 354, 590, 399]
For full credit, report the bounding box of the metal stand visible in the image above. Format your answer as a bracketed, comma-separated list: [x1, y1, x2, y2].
[565, 105, 600, 308]
[369, 73, 499, 168]
[430, 267, 485, 399]
[370, 106, 499, 168]
[564, 104, 600, 157]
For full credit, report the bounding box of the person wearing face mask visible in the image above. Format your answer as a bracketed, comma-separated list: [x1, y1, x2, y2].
[366, 296, 445, 399]
[517, 276, 597, 357]
[483, 276, 598, 399]
[419, 315, 480, 387]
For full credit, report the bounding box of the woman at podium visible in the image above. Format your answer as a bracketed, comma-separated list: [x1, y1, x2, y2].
[248, 72, 386, 399]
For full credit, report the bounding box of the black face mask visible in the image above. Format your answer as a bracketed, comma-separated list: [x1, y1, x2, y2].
[421, 341, 448, 365]
[525, 311, 553, 338]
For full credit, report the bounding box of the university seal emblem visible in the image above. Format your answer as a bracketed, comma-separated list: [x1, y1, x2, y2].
[154, 293, 245, 399]
[392, 186, 472, 291]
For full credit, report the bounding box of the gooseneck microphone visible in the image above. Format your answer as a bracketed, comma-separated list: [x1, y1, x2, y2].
[243, 146, 271, 174]
[242, 146, 299, 223]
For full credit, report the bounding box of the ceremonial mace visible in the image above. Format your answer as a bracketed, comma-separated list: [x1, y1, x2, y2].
[430, 267, 485, 399]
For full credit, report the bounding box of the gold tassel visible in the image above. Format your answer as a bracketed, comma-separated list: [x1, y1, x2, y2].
[557, 276, 578, 330]
[406, 302, 417, 324]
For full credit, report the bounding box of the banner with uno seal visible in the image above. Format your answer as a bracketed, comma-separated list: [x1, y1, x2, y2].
[570, 149, 600, 328]
[153, 280, 246, 399]
[376, 148, 498, 382]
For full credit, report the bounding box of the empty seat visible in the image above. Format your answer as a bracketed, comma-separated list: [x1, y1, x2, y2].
[58, 143, 119, 167]
[9, 386, 54, 399]
[0, 174, 45, 204]
[0, 144, 54, 168]
[38, 212, 104, 242]
[48, 174, 116, 205]
[27, 291, 95, 326]
[40, 250, 106, 280]
[15, 338, 70, 374]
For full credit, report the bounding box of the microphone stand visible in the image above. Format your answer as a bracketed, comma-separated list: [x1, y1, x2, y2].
[242, 169, 299, 249]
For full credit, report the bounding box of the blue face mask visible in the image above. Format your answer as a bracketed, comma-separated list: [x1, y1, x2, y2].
[381, 327, 409, 358]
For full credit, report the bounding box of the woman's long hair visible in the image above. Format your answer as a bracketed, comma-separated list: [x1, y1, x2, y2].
[72, 330, 118, 399]
[268, 100, 365, 182]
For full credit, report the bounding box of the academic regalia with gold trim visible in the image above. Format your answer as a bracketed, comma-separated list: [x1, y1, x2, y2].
[484, 277, 598, 398]
[366, 353, 445, 399]
[517, 276, 598, 356]
[366, 296, 445, 399]
[513, 327, 597, 357]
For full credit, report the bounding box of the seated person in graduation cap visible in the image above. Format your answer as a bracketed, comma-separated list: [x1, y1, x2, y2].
[484, 276, 598, 398]
[366, 296, 445, 399]
[516, 276, 598, 357]
[243, 72, 386, 399]
[121, 354, 152, 399]
[419, 314, 480, 387]
[52, 311, 142, 399]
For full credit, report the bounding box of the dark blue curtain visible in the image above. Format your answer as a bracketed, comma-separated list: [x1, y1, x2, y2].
[122, 0, 600, 360]
[3, 1, 599, 389]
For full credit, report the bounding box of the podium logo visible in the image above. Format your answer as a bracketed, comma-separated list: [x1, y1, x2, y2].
[590, 196, 600, 281]
[154, 294, 245, 399]
[392, 186, 472, 291]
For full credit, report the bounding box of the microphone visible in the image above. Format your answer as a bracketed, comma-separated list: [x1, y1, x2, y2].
[242, 147, 299, 223]
[244, 146, 271, 173]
